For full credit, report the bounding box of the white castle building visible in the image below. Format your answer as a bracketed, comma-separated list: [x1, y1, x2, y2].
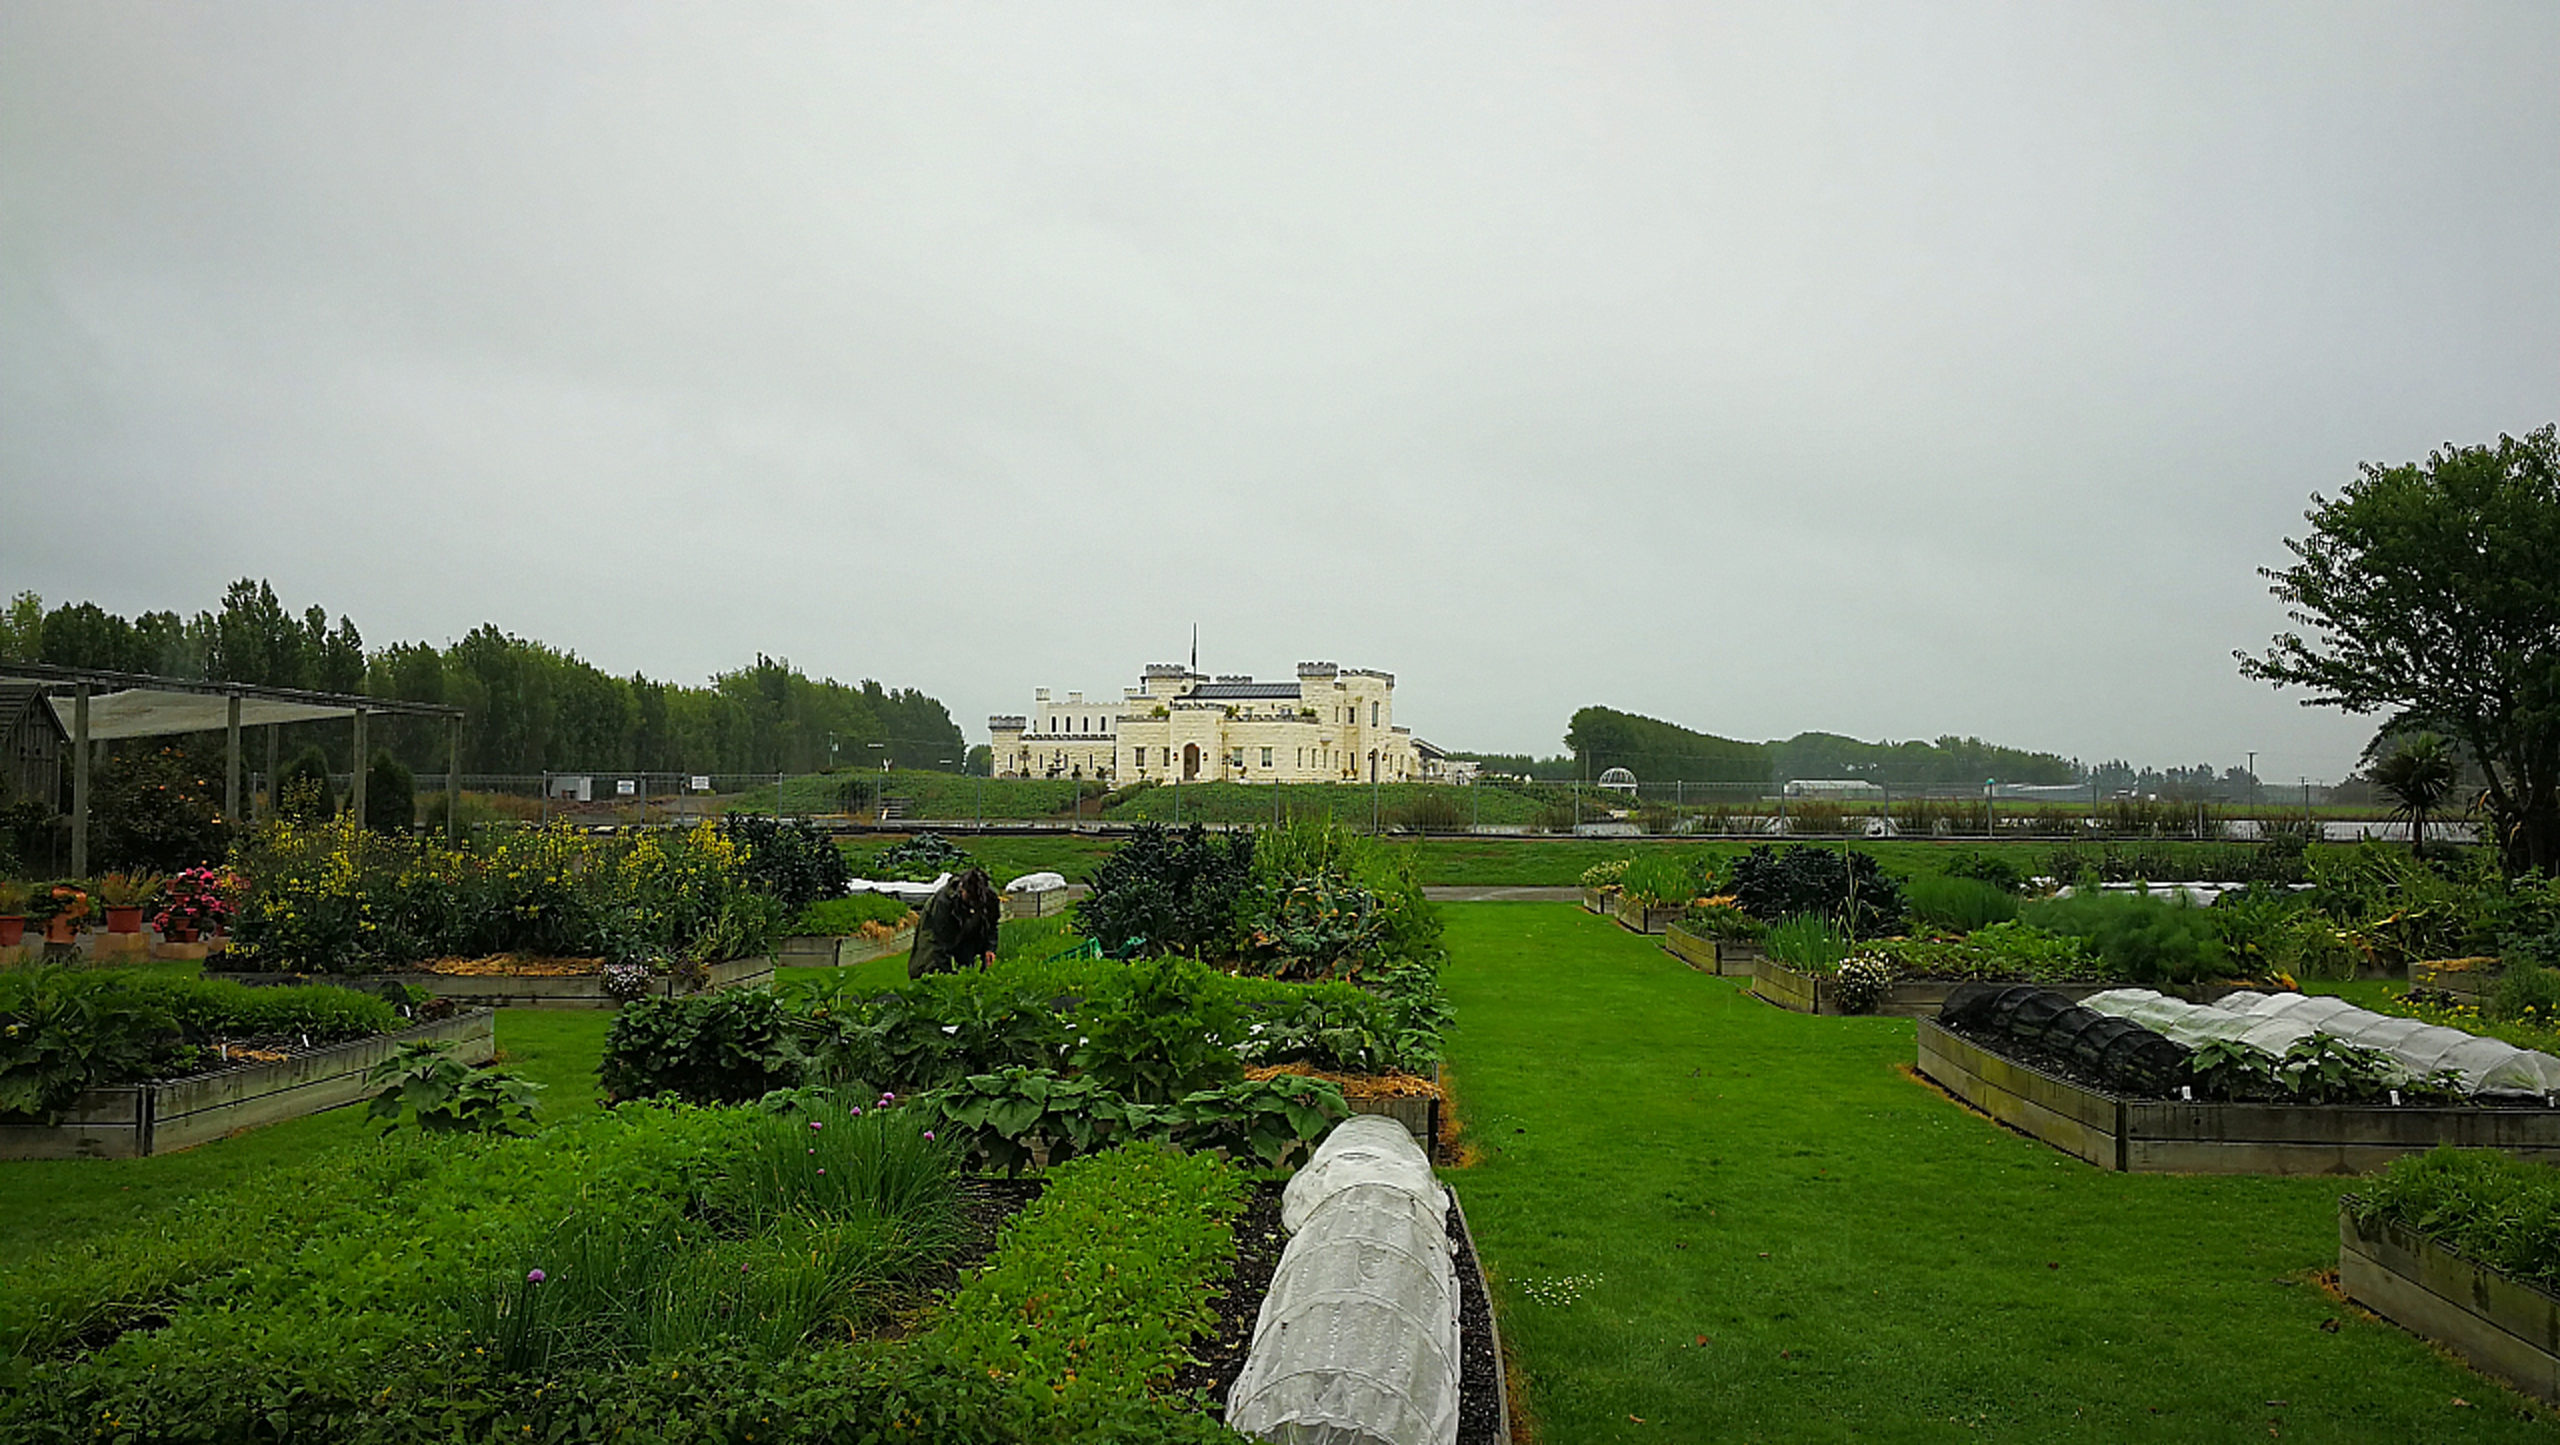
[990, 660, 1456, 785]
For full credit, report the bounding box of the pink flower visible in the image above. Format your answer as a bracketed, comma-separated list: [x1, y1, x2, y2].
[922, 1130, 936, 1141]
[526, 1269, 546, 1285]
[816, 1167, 825, 1175]
[808, 1119, 824, 1132]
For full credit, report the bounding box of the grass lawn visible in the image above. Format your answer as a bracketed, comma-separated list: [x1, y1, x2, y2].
[0, 1008, 612, 1259]
[1438, 903, 2545, 1442]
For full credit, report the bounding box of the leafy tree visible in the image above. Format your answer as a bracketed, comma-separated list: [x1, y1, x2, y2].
[2369, 733, 2459, 860]
[0, 590, 41, 662]
[2239, 425, 2560, 874]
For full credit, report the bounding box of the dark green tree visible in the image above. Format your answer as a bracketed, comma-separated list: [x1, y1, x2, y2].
[2240, 425, 2560, 874]
[277, 745, 336, 822]
[363, 751, 415, 834]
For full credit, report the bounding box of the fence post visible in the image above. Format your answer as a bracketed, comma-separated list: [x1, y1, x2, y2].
[349, 708, 368, 829]
[447, 717, 463, 841]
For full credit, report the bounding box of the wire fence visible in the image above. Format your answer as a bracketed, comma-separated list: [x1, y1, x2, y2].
[346, 769, 2428, 842]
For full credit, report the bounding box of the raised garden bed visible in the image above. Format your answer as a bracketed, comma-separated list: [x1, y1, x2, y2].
[2340, 1200, 2560, 1401]
[1001, 886, 1075, 920]
[1613, 897, 1685, 934]
[1580, 887, 1613, 914]
[1918, 1018, 2560, 1174]
[1753, 959, 2115, 1017]
[209, 955, 773, 1010]
[0, 1009, 496, 1160]
[1662, 923, 1760, 975]
[779, 930, 922, 968]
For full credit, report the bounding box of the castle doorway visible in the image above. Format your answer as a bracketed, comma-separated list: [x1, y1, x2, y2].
[1183, 743, 1201, 781]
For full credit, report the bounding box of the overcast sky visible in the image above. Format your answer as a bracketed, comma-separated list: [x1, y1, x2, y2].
[5, 3, 2555, 780]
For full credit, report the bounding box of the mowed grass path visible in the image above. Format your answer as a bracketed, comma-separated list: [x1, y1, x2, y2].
[1438, 904, 2543, 1444]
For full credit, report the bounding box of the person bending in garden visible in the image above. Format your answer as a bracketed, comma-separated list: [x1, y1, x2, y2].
[907, 867, 1001, 978]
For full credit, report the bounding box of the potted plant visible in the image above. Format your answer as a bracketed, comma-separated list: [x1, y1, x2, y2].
[155, 865, 236, 944]
[0, 880, 27, 947]
[95, 871, 166, 935]
[32, 882, 92, 944]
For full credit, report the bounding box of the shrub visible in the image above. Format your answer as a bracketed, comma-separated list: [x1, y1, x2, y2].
[366, 1040, 543, 1134]
[276, 743, 335, 821]
[864, 832, 974, 882]
[92, 746, 228, 872]
[1579, 858, 1630, 890]
[1941, 850, 2027, 893]
[721, 814, 853, 909]
[1073, 956, 1245, 1104]
[2488, 964, 2560, 1028]
[2021, 890, 2230, 986]
[363, 750, 415, 833]
[1075, 822, 1255, 959]
[1727, 845, 1905, 938]
[1832, 954, 1896, 1013]
[1904, 874, 2020, 932]
[601, 990, 805, 1104]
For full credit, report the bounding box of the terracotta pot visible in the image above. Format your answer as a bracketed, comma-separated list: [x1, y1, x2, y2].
[169, 924, 198, 944]
[106, 906, 144, 934]
[0, 916, 21, 947]
[44, 916, 75, 945]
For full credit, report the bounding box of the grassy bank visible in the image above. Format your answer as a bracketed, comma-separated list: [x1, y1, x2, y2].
[1439, 903, 2542, 1441]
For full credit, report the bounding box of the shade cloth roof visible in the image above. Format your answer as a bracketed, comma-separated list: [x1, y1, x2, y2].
[45, 689, 359, 741]
[1, 661, 459, 742]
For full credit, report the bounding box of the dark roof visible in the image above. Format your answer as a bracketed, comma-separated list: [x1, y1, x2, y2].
[1186, 681, 1303, 700]
[0, 682, 63, 741]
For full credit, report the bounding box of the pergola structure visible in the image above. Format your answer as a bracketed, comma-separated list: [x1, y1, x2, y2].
[0, 661, 466, 875]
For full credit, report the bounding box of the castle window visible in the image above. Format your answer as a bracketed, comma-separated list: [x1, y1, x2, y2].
[1371, 702, 1380, 726]
[1261, 747, 1273, 767]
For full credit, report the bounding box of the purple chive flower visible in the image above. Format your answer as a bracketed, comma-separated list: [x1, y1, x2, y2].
[922, 1130, 936, 1141]
[850, 1106, 862, 1117]
[526, 1269, 546, 1285]
[808, 1119, 824, 1132]
[817, 1167, 826, 1175]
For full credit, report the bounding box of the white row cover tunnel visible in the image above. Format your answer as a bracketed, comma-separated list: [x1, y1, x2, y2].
[2083, 989, 2560, 1099]
[1228, 1115, 1460, 1445]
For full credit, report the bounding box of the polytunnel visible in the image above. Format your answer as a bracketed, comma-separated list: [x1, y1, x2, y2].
[2082, 989, 2560, 1099]
[1228, 1115, 1460, 1445]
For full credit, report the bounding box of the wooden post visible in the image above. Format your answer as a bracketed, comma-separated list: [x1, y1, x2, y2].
[264, 724, 280, 821]
[70, 683, 91, 877]
[446, 715, 463, 841]
[349, 708, 368, 827]
[224, 694, 242, 829]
